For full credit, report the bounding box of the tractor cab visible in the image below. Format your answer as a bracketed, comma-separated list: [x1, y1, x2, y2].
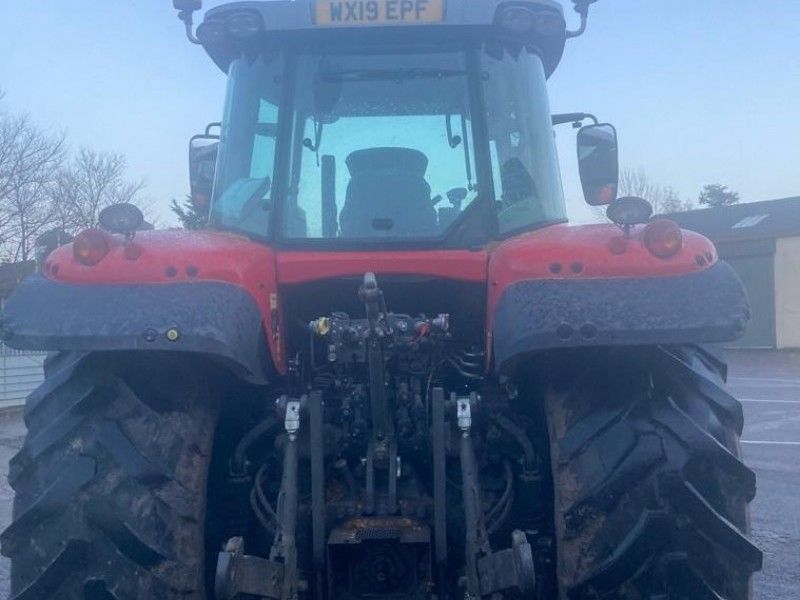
[184, 0, 586, 248]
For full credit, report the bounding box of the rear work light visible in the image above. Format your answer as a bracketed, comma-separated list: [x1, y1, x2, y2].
[496, 5, 565, 36]
[73, 229, 111, 266]
[197, 11, 264, 45]
[643, 220, 683, 259]
[173, 0, 202, 10]
[226, 11, 263, 39]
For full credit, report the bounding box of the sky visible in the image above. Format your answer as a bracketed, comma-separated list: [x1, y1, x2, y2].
[1, 0, 798, 225]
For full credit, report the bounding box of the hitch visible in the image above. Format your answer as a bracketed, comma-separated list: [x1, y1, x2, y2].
[360, 272, 392, 444]
[269, 399, 302, 599]
[456, 394, 536, 598]
[215, 537, 284, 599]
[216, 397, 305, 600]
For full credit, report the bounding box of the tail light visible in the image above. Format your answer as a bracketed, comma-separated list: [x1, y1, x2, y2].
[73, 229, 111, 266]
[643, 220, 683, 259]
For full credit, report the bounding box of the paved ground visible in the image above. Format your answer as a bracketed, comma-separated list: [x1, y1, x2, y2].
[0, 408, 25, 600]
[727, 350, 800, 599]
[0, 350, 797, 599]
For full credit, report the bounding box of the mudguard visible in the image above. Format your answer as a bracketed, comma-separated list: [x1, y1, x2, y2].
[492, 261, 750, 371]
[0, 275, 272, 384]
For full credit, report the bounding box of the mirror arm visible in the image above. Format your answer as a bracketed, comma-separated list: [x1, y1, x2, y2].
[177, 10, 203, 45]
[205, 122, 222, 137]
[552, 113, 598, 127]
[566, 13, 587, 39]
[566, 0, 599, 39]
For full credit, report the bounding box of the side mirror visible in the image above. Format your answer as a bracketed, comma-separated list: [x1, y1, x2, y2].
[577, 123, 619, 206]
[189, 133, 219, 211]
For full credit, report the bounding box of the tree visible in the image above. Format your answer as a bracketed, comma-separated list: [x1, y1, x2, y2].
[659, 186, 695, 214]
[699, 184, 740, 208]
[616, 168, 694, 215]
[590, 168, 695, 221]
[171, 196, 209, 230]
[0, 112, 66, 261]
[50, 148, 148, 232]
[619, 167, 658, 201]
[1, 94, 150, 261]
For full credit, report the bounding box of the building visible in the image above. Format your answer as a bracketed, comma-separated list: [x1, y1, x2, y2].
[668, 197, 800, 349]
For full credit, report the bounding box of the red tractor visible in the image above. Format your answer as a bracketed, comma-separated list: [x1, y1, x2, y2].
[0, 1, 762, 598]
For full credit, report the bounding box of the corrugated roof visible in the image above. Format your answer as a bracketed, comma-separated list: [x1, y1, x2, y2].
[665, 196, 800, 243]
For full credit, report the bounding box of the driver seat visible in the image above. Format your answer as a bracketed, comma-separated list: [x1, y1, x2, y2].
[339, 148, 437, 237]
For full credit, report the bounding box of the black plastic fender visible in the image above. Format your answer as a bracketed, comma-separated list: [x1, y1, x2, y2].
[0, 275, 272, 384]
[492, 261, 751, 372]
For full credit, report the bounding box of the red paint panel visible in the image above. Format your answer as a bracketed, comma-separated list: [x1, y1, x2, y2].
[41, 222, 717, 377]
[486, 222, 718, 332]
[277, 250, 488, 285]
[44, 230, 287, 373]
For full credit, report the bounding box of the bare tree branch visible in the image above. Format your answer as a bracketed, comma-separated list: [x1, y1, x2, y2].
[0, 97, 152, 262]
[50, 148, 148, 232]
[0, 112, 66, 261]
[618, 167, 695, 215]
[619, 167, 658, 202]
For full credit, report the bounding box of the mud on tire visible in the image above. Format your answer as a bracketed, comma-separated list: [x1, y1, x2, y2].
[546, 345, 762, 599]
[1, 352, 218, 599]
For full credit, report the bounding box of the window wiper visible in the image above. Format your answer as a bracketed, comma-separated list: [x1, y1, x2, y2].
[322, 68, 466, 83]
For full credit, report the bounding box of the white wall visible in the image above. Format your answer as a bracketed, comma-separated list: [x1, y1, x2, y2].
[775, 236, 800, 349]
[0, 347, 45, 408]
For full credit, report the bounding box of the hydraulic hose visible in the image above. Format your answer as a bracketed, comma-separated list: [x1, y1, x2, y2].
[493, 414, 537, 474]
[232, 416, 279, 474]
[487, 460, 514, 535]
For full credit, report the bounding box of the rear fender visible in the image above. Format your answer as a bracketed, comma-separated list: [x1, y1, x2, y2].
[1, 276, 273, 384]
[1, 230, 285, 383]
[488, 224, 751, 372]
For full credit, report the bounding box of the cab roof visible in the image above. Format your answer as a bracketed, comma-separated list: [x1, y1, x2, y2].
[199, 0, 567, 77]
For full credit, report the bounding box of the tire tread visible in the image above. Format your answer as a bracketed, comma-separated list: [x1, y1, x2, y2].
[547, 345, 762, 599]
[2, 353, 216, 599]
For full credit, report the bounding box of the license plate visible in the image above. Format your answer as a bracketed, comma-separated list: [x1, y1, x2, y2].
[315, 0, 445, 27]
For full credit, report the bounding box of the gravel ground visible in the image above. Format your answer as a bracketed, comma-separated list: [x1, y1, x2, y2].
[0, 350, 797, 599]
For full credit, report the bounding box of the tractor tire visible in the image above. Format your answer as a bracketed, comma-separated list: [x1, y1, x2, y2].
[1, 352, 218, 600]
[545, 345, 762, 600]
